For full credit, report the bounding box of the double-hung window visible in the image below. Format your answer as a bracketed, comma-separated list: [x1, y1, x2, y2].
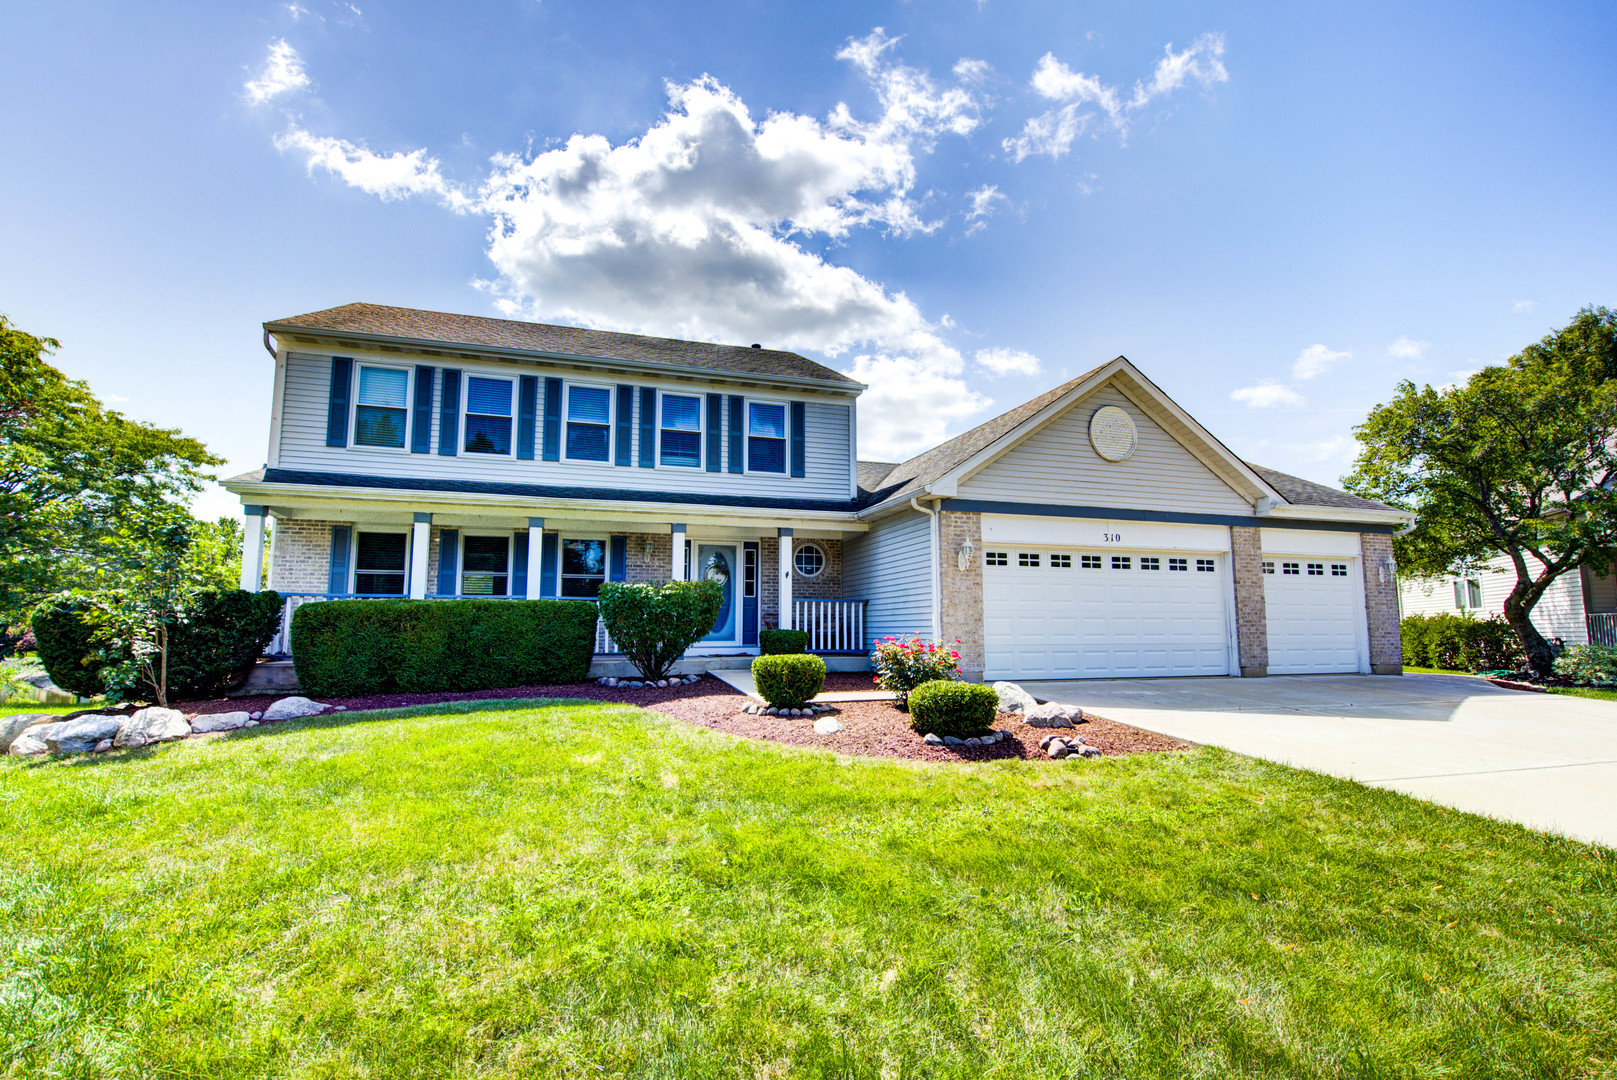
[747, 402, 787, 473]
[461, 536, 510, 596]
[464, 377, 513, 455]
[353, 532, 407, 595]
[354, 366, 409, 448]
[565, 385, 612, 462]
[660, 393, 702, 468]
[560, 539, 607, 598]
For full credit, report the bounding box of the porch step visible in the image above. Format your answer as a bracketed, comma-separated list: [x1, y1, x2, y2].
[233, 659, 301, 696]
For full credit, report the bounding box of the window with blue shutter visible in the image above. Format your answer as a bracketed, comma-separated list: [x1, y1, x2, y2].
[327, 525, 352, 594]
[748, 402, 786, 473]
[615, 385, 633, 466]
[411, 366, 434, 453]
[790, 401, 806, 478]
[565, 384, 612, 462]
[705, 394, 722, 472]
[638, 387, 656, 467]
[436, 529, 459, 595]
[325, 357, 352, 447]
[438, 370, 461, 456]
[354, 366, 409, 448]
[609, 536, 627, 582]
[517, 375, 538, 460]
[512, 531, 530, 597]
[542, 377, 562, 461]
[660, 393, 702, 468]
[540, 532, 559, 597]
[727, 396, 744, 473]
[464, 377, 514, 455]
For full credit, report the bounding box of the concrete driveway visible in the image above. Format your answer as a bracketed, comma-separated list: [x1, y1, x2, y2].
[1017, 673, 1617, 847]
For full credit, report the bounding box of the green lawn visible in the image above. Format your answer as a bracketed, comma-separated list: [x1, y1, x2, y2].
[3, 700, 1612, 1079]
[1403, 666, 1617, 702]
[0, 701, 95, 717]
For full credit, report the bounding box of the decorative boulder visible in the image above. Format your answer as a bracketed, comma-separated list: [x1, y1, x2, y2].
[45, 715, 123, 755]
[812, 717, 844, 735]
[190, 711, 252, 734]
[115, 707, 192, 748]
[9, 722, 66, 756]
[1025, 702, 1084, 728]
[993, 682, 1036, 714]
[261, 696, 329, 721]
[0, 713, 59, 753]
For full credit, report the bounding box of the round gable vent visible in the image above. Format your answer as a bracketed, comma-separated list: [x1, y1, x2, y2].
[1089, 405, 1138, 462]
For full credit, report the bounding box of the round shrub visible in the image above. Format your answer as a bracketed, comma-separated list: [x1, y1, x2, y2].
[759, 628, 809, 655]
[909, 679, 998, 738]
[752, 653, 826, 708]
[29, 597, 108, 697]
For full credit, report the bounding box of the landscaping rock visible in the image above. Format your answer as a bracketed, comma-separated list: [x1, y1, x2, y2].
[993, 681, 1036, 713]
[1049, 744, 1071, 759]
[249, 712, 263, 721]
[965, 737, 982, 746]
[943, 735, 963, 746]
[262, 696, 329, 721]
[1076, 745, 1102, 758]
[115, 707, 191, 748]
[9, 722, 65, 756]
[190, 711, 251, 734]
[333, 706, 347, 712]
[0, 713, 58, 753]
[45, 715, 122, 755]
[923, 732, 943, 745]
[813, 717, 844, 735]
[245, 720, 259, 727]
[1025, 701, 1083, 728]
[94, 739, 112, 753]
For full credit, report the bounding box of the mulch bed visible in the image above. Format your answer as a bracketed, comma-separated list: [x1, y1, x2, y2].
[60, 675, 1187, 765]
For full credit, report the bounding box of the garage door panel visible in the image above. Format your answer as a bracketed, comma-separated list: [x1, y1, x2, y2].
[1263, 559, 1362, 675]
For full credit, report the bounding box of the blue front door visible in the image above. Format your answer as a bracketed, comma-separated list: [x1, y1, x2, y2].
[698, 544, 738, 643]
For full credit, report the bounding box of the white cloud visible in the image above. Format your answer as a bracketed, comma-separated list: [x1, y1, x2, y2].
[952, 58, 992, 84]
[964, 184, 1005, 234]
[1512, 299, 1537, 314]
[1386, 335, 1429, 361]
[974, 347, 1041, 376]
[244, 39, 310, 105]
[1004, 33, 1226, 162]
[286, 2, 310, 20]
[1230, 381, 1304, 408]
[1296, 433, 1356, 464]
[274, 128, 474, 210]
[1291, 343, 1350, 380]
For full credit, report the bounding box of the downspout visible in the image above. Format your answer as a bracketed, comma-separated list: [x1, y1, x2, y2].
[263, 329, 277, 360]
[912, 496, 942, 640]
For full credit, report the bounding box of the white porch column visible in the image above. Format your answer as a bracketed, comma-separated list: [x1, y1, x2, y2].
[526, 517, 546, 599]
[778, 527, 794, 630]
[239, 505, 266, 593]
[408, 513, 431, 599]
[670, 523, 687, 581]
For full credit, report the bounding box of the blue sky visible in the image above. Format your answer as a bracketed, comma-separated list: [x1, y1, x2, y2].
[4, 1, 1614, 519]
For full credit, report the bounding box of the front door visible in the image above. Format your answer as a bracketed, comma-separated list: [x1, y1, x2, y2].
[698, 544, 739, 644]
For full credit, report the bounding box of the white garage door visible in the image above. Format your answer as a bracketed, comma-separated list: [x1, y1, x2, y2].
[983, 549, 1232, 680]
[1263, 557, 1364, 674]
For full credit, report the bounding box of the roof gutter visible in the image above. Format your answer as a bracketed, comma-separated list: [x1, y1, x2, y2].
[263, 330, 277, 361]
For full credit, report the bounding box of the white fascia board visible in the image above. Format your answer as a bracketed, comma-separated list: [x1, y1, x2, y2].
[1260, 502, 1414, 526]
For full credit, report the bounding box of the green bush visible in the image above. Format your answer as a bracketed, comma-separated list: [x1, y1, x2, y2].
[759, 629, 809, 655]
[751, 653, 826, 708]
[291, 598, 598, 697]
[1553, 644, 1617, 686]
[908, 679, 998, 738]
[30, 597, 108, 697]
[871, 635, 961, 708]
[597, 579, 724, 680]
[1400, 613, 1523, 672]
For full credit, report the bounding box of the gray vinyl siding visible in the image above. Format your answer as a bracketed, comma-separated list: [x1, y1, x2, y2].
[958, 385, 1255, 516]
[1399, 553, 1590, 643]
[842, 511, 933, 643]
[275, 352, 854, 501]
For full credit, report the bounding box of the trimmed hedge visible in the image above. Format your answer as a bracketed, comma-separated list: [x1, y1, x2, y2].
[908, 679, 998, 738]
[30, 597, 108, 698]
[759, 629, 809, 655]
[1400, 613, 1523, 672]
[291, 598, 598, 698]
[752, 653, 826, 708]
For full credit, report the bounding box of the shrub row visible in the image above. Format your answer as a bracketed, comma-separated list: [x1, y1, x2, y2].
[291, 598, 598, 697]
[751, 653, 826, 708]
[908, 679, 998, 738]
[1400, 613, 1523, 672]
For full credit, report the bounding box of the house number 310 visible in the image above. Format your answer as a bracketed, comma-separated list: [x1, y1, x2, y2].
[1102, 532, 1123, 543]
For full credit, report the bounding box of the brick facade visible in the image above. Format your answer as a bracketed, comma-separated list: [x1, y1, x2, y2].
[268, 518, 334, 593]
[938, 510, 984, 681]
[1360, 531, 1404, 674]
[759, 537, 842, 629]
[1229, 525, 1269, 677]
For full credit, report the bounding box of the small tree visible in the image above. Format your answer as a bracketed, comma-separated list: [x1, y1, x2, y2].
[596, 579, 723, 680]
[1347, 307, 1617, 675]
[88, 514, 208, 706]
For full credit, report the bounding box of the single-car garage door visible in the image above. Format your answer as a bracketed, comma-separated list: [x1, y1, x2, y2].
[1263, 557, 1365, 674]
[983, 548, 1232, 680]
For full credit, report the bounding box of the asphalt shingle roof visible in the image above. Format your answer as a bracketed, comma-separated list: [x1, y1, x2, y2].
[1243, 463, 1394, 512]
[265, 302, 861, 387]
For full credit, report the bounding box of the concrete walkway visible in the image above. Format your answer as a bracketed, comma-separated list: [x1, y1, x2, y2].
[1017, 673, 1617, 847]
[710, 669, 895, 703]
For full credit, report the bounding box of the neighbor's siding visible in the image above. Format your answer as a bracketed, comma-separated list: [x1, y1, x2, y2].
[957, 384, 1255, 516]
[274, 351, 854, 501]
[1399, 553, 1589, 644]
[842, 510, 933, 646]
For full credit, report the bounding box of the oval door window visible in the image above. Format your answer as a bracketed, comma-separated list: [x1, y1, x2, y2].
[699, 545, 736, 642]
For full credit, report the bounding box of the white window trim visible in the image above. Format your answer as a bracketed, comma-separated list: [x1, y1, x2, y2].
[793, 541, 826, 578]
[556, 534, 611, 599]
[461, 373, 518, 459]
[350, 527, 412, 596]
[561, 381, 616, 466]
[459, 531, 515, 597]
[743, 396, 790, 477]
[349, 362, 414, 454]
[656, 389, 705, 470]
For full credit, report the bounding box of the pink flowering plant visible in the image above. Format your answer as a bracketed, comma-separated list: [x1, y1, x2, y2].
[870, 635, 962, 708]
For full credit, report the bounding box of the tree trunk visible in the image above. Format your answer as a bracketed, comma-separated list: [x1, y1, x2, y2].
[1501, 585, 1555, 676]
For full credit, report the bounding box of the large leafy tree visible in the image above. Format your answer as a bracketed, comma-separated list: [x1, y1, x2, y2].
[1346, 307, 1617, 675]
[0, 313, 222, 625]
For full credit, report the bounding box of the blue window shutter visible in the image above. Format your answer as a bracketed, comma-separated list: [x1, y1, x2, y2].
[517, 375, 538, 460]
[727, 396, 744, 473]
[438, 369, 460, 456]
[410, 366, 434, 453]
[512, 531, 530, 597]
[541, 377, 562, 461]
[540, 532, 559, 597]
[609, 535, 627, 582]
[436, 529, 459, 595]
[743, 541, 759, 645]
[327, 525, 351, 594]
[705, 394, 722, 472]
[638, 387, 656, 467]
[325, 357, 352, 447]
[615, 385, 633, 466]
[790, 401, 806, 478]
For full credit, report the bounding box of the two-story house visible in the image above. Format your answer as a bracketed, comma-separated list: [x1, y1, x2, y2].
[224, 303, 1414, 684]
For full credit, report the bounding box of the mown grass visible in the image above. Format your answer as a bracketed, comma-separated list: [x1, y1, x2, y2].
[2, 699, 1613, 1079]
[1403, 666, 1617, 702]
[0, 702, 94, 718]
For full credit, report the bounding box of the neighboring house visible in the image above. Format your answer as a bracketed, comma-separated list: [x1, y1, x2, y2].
[224, 303, 1416, 681]
[1399, 556, 1617, 646]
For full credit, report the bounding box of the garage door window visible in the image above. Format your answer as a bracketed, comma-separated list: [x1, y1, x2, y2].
[1307, 563, 1325, 576]
[1282, 562, 1300, 575]
[1081, 555, 1101, 569]
[1331, 563, 1348, 577]
[1197, 559, 1216, 572]
[1112, 556, 1130, 570]
[1170, 558, 1188, 571]
[1018, 553, 1040, 567]
[1051, 554, 1071, 568]
[1140, 557, 1161, 570]
[985, 551, 1008, 567]
[1262, 560, 1275, 574]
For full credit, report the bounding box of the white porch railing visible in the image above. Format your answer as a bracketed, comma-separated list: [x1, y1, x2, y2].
[792, 598, 868, 654]
[594, 616, 621, 655]
[1589, 613, 1617, 647]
